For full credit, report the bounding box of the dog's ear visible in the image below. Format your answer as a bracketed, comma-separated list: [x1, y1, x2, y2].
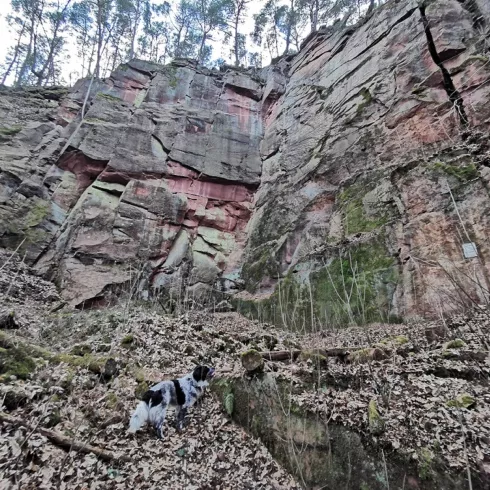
[193, 366, 204, 382]
[193, 366, 210, 381]
[141, 390, 153, 403]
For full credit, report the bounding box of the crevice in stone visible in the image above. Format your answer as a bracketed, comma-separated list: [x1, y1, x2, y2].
[151, 133, 170, 156]
[224, 83, 262, 102]
[419, 6, 469, 128]
[353, 8, 418, 62]
[261, 146, 281, 162]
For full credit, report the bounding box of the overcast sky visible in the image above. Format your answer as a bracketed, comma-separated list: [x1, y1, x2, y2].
[0, 0, 274, 86]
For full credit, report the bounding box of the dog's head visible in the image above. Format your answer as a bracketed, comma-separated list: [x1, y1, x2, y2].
[192, 365, 215, 384]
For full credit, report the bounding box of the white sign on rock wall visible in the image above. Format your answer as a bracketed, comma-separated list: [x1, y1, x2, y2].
[463, 243, 478, 259]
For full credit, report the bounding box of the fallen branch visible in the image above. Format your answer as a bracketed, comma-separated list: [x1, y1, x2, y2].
[261, 350, 300, 361]
[260, 348, 350, 362]
[0, 412, 131, 462]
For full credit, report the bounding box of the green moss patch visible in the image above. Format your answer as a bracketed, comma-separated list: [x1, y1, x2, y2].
[70, 344, 93, 356]
[310, 241, 398, 326]
[97, 92, 122, 102]
[121, 334, 135, 348]
[377, 335, 409, 347]
[299, 350, 328, 365]
[237, 239, 398, 330]
[0, 125, 23, 139]
[446, 393, 476, 409]
[356, 87, 373, 116]
[444, 338, 466, 350]
[135, 380, 149, 399]
[105, 392, 119, 409]
[368, 399, 384, 435]
[429, 161, 478, 182]
[0, 198, 50, 251]
[0, 331, 108, 379]
[338, 184, 390, 235]
[0, 346, 37, 381]
[418, 447, 435, 480]
[241, 247, 280, 293]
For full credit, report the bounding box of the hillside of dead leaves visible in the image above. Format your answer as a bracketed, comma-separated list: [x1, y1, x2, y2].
[0, 248, 489, 489]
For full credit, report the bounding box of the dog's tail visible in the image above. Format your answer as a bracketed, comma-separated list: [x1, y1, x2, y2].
[128, 401, 149, 433]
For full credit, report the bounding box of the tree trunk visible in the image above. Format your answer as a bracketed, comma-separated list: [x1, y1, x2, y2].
[33, 0, 72, 86]
[198, 33, 207, 64]
[95, 0, 103, 79]
[1, 22, 26, 85]
[16, 9, 37, 86]
[234, 17, 240, 66]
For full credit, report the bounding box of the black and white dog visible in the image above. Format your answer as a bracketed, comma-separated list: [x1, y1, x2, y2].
[128, 365, 215, 438]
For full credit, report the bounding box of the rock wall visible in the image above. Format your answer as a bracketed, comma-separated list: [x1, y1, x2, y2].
[238, 0, 490, 327]
[1, 0, 490, 322]
[0, 60, 262, 307]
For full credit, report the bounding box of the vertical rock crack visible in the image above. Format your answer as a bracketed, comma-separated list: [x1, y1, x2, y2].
[419, 5, 469, 128]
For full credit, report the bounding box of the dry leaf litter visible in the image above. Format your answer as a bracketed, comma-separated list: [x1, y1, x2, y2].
[0, 248, 489, 488]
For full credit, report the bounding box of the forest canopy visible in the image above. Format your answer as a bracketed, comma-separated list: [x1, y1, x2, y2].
[0, 0, 385, 86]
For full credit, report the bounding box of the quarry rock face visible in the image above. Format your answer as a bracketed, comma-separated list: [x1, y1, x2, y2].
[1, 0, 490, 322]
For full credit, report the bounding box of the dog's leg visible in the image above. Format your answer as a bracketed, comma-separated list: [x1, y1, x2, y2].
[196, 387, 207, 406]
[150, 403, 168, 439]
[154, 407, 168, 439]
[175, 406, 187, 431]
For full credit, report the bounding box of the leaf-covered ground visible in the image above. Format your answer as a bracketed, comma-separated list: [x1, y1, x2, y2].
[0, 249, 302, 489]
[0, 248, 489, 488]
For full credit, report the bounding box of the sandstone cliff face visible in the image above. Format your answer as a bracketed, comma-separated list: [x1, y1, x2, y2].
[1, 0, 490, 323]
[0, 60, 262, 307]
[239, 0, 490, 327]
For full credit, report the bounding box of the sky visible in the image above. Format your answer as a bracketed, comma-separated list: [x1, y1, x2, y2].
[0, 0, 273, 86]
[0, 2, 12, 71]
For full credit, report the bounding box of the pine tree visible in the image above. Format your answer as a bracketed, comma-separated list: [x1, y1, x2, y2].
[139, 1, 172, 63]
[227, 0, 250, 67]
[70, 1, 95, 78]
[172, 0, 200, 59]
[253, 0, 292, 58]
[192, 0, 233, 64]
[0, 15, 27, 85]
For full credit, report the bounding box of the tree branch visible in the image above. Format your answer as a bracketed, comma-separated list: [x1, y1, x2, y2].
[0, 412, 131, 463]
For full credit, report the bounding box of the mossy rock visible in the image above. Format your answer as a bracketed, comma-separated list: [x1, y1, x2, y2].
[430, 161, 478, 182]
[355, 87, 373, 116]
[418, 447, 435, 480]
[130, 366, 146, 383]
[0, 346, 37, 381]
[43, 409, 62, 428]
[70, 344, 93, 356]
[241, 349, 264, 373]
[1, 198, 50, 250]
[446, 393, 476, 409]
[105, 392, 119, 409]
[298, 350, 328, 366]
[135, 380, 149, 400]
[97, 92, 122, 102]
[96, 343, 111, 353]
[444, 339, 466, 350]
[350, 348, 387, 364]
[0, 310, 17, 329]
[378, 335, 409, 347]
[1, 387, 31, 410]
[338, 184, 390, 235]
[368, 399, 385, 435]
[121, 334, 135, 348]
[0, 125, 23, 142]
[54, 353, 108, 374]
